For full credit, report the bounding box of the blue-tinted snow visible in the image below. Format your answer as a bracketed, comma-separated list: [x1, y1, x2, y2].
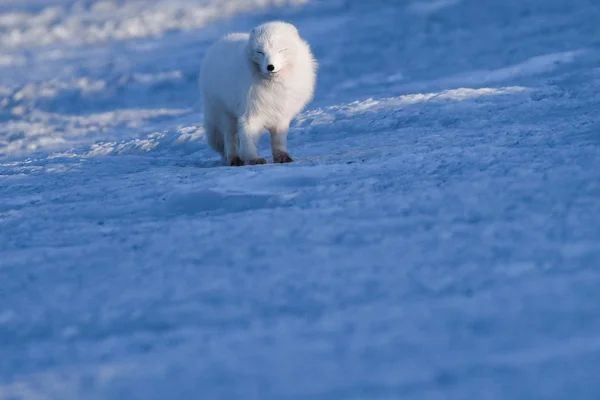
[1, 0, 600, 399]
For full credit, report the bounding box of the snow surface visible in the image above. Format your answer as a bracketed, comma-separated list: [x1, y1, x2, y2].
[1, 0, 600, 399]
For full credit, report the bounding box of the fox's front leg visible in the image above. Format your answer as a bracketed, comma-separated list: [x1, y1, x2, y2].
[270, 122, 293, 163]
[238, 118, 267, 165]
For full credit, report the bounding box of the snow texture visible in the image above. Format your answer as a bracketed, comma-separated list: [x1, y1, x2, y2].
[1, 0, 600, 399]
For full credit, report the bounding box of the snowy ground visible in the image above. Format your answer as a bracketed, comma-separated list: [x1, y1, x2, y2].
[1, 0, 600, 399]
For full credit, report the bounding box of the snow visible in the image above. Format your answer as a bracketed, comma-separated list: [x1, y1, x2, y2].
[407, 0, 462, 15]
[0, 0, 309, 48]
[1, 0, 600, 399]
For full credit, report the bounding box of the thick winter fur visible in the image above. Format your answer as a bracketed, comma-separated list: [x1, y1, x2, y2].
[199, 21, 317, 166]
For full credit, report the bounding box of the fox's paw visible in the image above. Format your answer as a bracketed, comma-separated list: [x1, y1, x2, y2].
[246, 157, 268, 165]
[273, 151, 293, 164]
[229, 156, 244, 166]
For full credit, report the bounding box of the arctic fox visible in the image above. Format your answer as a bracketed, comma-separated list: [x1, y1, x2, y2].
[199, 21, 317, 166]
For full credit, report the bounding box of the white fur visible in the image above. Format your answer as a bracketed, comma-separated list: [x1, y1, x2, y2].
[199, 21, 317, 165]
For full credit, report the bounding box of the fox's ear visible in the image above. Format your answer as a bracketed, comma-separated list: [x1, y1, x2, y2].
[290, 24, 299, 36]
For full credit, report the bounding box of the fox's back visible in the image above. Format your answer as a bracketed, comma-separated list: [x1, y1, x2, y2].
[200, 33, 252, 111]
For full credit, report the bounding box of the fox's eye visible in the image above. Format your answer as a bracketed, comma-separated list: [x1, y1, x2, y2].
[257, 51, 265, 55]
[279, 48, 288, 53]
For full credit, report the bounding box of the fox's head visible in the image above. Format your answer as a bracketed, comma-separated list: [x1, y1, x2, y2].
[248, 21, 302, 79]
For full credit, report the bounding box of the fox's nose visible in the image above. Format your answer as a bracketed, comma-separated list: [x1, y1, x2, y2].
[267, 64, 275, 72]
